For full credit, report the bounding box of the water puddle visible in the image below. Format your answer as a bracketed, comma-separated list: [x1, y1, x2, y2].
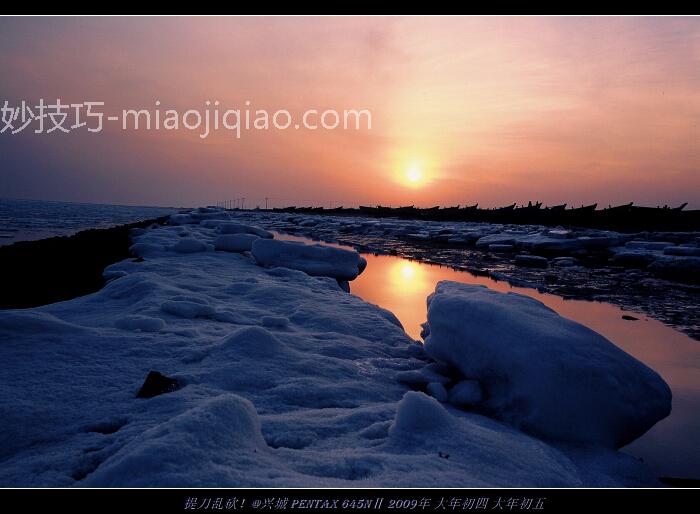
[275, 232, 700, 480]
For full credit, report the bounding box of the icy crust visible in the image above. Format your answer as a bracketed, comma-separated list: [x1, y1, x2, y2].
[0, 209, 661, 486]
[423, 281, 672, 449]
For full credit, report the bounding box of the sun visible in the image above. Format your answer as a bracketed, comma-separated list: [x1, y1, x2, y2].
[405, 165, 423, 184]
[393, 157, 433, 188]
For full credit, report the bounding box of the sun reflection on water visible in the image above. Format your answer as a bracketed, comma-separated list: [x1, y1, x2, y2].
[389, 260, 428, 295]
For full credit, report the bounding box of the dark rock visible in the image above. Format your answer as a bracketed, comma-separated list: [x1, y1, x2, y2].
[136, 371, 181, 398]
[622, 315, 640, 321]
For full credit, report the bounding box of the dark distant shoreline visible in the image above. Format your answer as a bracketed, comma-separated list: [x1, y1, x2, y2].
[0, 216, 170, 309]
[260, 203, 700, 233]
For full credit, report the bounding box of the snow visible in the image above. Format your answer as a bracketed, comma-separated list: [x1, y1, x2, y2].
[396, 367, 451, 386]
[172, 237, 209, 254]
[389, 391, 454, 434]
[217, 222, 273, 239]
[448, 380, 483, 407]
[252, 238, 367, 281]
[161, 299, 215, 319]
[384, 391, 655, 487]
[83, 394, 267, 487]
[423, 281, 672, 449]
[114, 315, 165, 332]
[169, 213, 196, 225]
[214, 233, 259, 253]
[425, 382, 449, 402]
[0, 208, 666, 487]
[0, 310, 90, 334]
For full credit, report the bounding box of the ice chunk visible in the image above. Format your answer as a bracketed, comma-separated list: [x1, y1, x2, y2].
[610, 250, 657, 267]
[647, 255, 700, 282]
[251, 239, 367, 281]
[200, 219, 229, 229]
[475, 234, 516, 249]
[517, 235, 584, 253]
[214, 234, 259, 253]
[552, 256, 579, 267]
[489, 244, 514, 252]
[389, 391, 455, 436]
[172, 237, 208, 254]
[217, 222, 273, 239]
[663, 246, 700, 257]
[625, 241, 674, 251]
[514, 254, 548, 267]
[426, 382, 448, 402]
[423, 281, 671, 448]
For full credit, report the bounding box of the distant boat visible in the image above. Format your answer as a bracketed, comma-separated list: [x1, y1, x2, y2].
[515, 201, 542, 211]
[299, 200, 696, 231]
[569, 203, 597, 213]
[387, 205, 416, 216]
[359, 205, 377, 215]
[603, 202, 634, 212]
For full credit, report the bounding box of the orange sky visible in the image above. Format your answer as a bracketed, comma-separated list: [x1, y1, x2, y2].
[1, 16, 699, 208]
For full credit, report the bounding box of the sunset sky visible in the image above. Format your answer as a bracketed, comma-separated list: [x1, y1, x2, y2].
[1, 16, 699, 208]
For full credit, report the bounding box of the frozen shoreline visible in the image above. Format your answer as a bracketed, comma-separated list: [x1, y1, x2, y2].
[225, 210, 700, 340]
[0, 208, 672, 487]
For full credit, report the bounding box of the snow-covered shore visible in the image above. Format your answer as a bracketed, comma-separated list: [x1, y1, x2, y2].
[0, 208, 670, 487]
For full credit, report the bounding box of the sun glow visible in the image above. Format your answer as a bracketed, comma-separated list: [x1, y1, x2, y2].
[405, 165, 423, 184]
[400, 262, 417, 279]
